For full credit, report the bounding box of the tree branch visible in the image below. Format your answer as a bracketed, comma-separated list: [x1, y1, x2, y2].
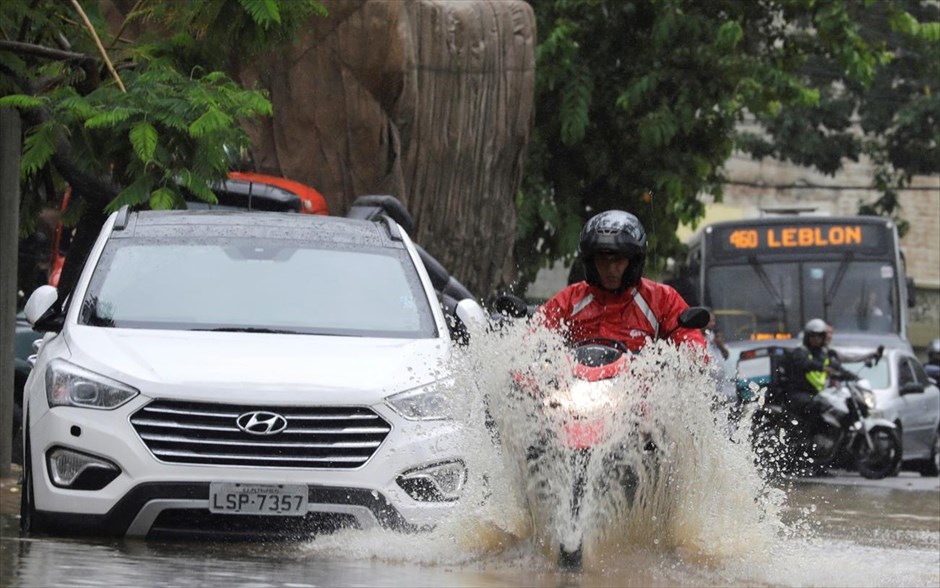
[69, 0, 125, 93]
[108, 0, 146, 51]
[0, 39, 94, 63]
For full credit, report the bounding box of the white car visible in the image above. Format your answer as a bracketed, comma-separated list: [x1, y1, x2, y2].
[20, 208, 486, 539]
[837, 346, 940, 476]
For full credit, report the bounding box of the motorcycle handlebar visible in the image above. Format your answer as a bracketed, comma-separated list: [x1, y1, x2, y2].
[829, 366, 859, 382]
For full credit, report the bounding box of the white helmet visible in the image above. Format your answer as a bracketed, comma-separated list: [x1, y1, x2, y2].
[804, 318, 828, 335]
[803, 318, 828, 346]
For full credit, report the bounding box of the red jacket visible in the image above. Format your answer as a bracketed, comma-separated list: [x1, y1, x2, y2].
[537, 278, 706, 352]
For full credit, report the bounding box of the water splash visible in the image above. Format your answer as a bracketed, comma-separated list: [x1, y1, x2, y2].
[293, 321, 936, 586]
[446, 320, 788, 568]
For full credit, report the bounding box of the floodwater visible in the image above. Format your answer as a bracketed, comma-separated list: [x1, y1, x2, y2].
[1, 323, 938, 587]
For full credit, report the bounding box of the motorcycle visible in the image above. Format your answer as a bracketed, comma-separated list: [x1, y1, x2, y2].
[745, 349, 902, 480]
[508, 307, 711, 570]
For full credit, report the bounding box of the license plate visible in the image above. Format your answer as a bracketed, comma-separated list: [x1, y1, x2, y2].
[209, 483, 308, 516]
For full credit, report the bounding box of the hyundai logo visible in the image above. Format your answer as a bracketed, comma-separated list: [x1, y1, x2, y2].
[236, 411, 288, 435]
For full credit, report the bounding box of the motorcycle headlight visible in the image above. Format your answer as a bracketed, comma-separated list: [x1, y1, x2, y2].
[862, 390, 877, 410]
[45, 359, 139, 410]
[562, 379, 615, 413]
[386, 384, 463, 421]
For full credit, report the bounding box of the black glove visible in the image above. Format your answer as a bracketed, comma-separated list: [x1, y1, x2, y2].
[838, 367, 859, 381]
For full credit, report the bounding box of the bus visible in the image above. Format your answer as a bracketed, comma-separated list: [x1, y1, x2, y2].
[674, 215, 915, 345]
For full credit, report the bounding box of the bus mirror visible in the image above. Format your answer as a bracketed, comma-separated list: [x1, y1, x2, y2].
[906, 277, 916, 308]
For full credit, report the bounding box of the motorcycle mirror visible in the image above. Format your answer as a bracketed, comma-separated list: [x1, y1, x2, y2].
[493, 294, 530, 318]
[677, 306, 711, 330]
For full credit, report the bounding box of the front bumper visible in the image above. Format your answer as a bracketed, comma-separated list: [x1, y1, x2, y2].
[28, 397, 468, 538]
[33, 482, 417, 539]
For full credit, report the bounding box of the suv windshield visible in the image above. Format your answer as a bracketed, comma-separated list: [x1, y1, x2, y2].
[79, 237, 437, 338]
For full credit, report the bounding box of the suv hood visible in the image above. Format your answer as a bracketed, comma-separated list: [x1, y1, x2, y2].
[63, 326, 451, 404]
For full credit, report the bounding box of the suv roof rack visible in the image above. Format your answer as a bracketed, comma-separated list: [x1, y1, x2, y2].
[379, 215, 402, 241]
[347, 195, 414, 235]
[113, 205, 131, 230]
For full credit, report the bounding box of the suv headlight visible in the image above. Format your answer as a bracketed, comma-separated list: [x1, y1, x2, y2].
[45, 359, 139, 409]
[397, 460, 467, 502]
[386, 384, 464, 421]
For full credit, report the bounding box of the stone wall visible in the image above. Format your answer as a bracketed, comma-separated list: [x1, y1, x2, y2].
[239, 0, 536, 296]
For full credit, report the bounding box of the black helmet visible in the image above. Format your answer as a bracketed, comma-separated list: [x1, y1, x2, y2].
[578, 210, 647, 291]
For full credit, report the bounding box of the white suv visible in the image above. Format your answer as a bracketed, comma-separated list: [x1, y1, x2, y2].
[21, 208, 485, 539]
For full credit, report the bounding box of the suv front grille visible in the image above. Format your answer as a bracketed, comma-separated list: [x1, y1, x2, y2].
[130, 400, 391, 469]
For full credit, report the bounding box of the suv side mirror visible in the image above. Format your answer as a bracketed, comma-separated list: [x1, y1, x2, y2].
[25, 285, 59, 326]
[454, 299, 489, 343]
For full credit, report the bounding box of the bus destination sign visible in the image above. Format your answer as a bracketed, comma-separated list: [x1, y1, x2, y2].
[712, 222, 886, 257]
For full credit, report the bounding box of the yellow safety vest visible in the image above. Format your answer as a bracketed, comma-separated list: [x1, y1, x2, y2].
[806, 355, 830, 392]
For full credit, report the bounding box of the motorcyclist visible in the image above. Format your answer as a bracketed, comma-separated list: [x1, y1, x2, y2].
[537, 210, 706, 352]
[785, 318, 843, 436]
[926, 338, 940, 381]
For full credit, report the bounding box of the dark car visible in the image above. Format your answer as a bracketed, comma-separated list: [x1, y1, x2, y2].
[11, 312, 42, 463]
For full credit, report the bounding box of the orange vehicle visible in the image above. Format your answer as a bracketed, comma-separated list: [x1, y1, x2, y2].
[228, 171, 329, 215]
[48, 173, 329, 286]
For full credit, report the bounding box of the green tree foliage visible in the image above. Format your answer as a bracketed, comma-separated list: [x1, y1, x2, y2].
[0, 0, 323, 298]
[739, 0, 939, 238]
[519, 0, 903, 288]
[0, 0, 323, 219]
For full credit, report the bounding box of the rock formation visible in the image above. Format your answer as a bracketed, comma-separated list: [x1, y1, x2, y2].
[240, 0, 536, 297]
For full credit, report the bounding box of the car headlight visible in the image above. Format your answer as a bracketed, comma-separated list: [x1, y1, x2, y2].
[396, 460, 467, 502]
[386, 384, 463, 421]
[45, 359, 139, 409]
[862, 389, 877, 410]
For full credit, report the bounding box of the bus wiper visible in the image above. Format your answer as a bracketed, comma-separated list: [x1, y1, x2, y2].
[193, 327, 305, 334]
[748, 255, 788, 329]
[823, 252, 853, 319]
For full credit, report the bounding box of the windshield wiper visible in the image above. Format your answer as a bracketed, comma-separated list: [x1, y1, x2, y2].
[748, 255, 788, 330]
[823, 252, 853, 320]
[192, 327, 305, 334]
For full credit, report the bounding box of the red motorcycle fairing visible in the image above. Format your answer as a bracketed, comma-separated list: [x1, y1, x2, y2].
[565, 353, 629, 448]
[512, 348, 647, 449]
[572, 354, 628, 382]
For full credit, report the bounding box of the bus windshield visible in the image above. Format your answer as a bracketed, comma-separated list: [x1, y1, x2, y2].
[707, 259, 898, 342]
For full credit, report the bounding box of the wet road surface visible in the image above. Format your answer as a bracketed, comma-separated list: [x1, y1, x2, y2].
[1, 468, 937, 587]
